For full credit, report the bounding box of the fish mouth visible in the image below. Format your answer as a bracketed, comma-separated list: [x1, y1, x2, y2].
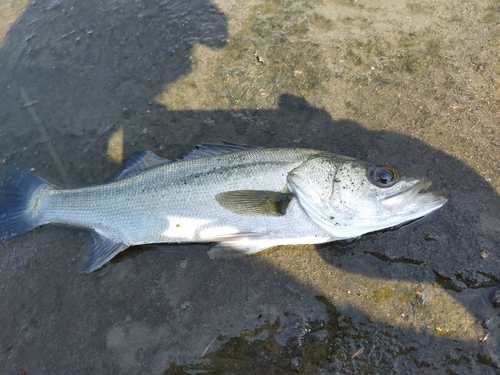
[381, 180, 448, 217]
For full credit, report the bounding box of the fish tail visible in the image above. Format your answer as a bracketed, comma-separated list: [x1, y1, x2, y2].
[0, 167, 49, 243]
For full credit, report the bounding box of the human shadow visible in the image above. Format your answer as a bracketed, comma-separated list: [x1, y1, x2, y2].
[0, 1, 499, 374]
[0, 0, 227, 178]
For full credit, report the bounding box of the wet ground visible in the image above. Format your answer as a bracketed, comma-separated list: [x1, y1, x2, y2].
[0, 0, 499, 374]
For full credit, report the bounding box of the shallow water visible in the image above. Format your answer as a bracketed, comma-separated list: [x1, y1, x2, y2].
[0, 0, 499, 374]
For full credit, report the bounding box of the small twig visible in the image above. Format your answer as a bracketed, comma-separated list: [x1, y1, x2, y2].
[20, 88, 70, 184]
[201, 333, 222, 358]
[21, 100, 38, 108]
[365, 340, 376, 357]
[480, 332, 490, 344]
[350, 346, 365, 358]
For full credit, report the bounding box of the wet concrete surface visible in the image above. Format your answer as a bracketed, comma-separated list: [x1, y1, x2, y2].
[0, 0, 499, 374]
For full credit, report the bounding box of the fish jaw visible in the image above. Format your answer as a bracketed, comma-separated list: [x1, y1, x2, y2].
[380, 180, 448, 221]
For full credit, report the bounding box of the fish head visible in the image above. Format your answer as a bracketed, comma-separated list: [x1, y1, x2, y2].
[287, 155, 448, 239]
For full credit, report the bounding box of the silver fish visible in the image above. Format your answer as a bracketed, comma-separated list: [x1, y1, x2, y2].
[0, 143, 447, 272]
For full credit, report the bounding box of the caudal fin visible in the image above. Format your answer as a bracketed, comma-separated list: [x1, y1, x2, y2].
[0, 167, 49, 243]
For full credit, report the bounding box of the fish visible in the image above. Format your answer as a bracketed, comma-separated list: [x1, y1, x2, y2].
[0, 143, 447, 272]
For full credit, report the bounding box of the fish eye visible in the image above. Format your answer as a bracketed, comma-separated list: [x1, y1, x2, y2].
[368, 165, 398, 187]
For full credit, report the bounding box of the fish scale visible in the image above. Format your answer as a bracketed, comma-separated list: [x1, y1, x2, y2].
[0, 143, 447, 272]
[35, 147, 326, 259]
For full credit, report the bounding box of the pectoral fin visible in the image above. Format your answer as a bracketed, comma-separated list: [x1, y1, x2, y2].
[215, 190, 293, 216]
[207, 239, 274, 258]
[81, 232, 129, 273]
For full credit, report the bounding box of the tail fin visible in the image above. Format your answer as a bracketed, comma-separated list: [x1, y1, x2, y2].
[0, 166, 49, 243]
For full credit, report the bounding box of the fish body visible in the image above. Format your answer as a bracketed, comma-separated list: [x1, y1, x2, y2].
[0, 143, 447, 272]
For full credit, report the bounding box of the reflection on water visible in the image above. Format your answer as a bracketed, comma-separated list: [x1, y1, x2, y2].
[0, 0, 499, 374]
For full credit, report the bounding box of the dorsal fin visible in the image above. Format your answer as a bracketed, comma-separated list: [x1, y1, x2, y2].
[181, 142, 263, 161]
[109, 151, 171, 181]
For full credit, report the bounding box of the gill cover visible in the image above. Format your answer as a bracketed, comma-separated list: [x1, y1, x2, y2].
[286, 156, 357, 239]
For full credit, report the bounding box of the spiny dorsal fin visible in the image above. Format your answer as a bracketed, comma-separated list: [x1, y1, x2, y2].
[109, 151, 171, 181]
[215, 190, 293, 216]
[181, 142, 263, 161]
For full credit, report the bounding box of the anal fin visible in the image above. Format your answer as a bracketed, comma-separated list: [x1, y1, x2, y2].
[82, 232, 128, 273]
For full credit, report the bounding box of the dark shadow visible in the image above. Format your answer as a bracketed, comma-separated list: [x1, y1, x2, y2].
[109, 93, 500, 289]
[0, 1, 499, 374]
[0, 0, 227, 177]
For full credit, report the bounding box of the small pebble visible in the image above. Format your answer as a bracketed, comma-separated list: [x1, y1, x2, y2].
[291, 356, 301, 367]
[329, 360, 343, 370]
[491, 290, 500, 308]
[482, 318, 491, 328]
